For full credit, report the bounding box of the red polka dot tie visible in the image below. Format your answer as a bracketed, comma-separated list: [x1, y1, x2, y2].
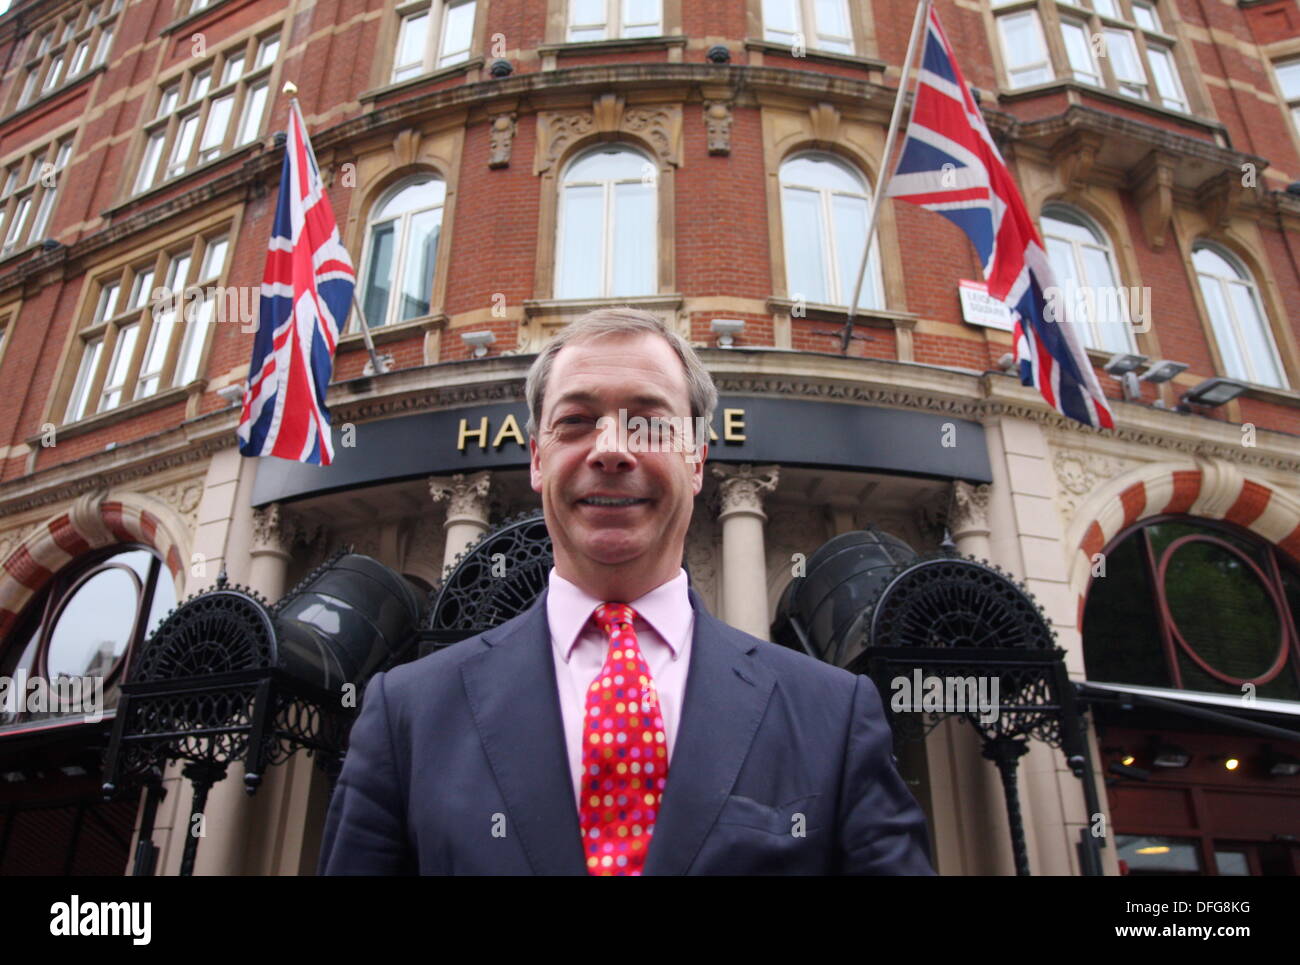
[579, 602, 668, 876]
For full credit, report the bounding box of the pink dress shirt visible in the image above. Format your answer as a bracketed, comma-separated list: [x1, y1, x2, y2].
[546, 565, 694, 808]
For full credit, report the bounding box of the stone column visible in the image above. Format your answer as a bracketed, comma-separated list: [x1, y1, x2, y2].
[950, 481, 992, 561]
[429, 471, 492, 577]
[248, 503, 295, 601]
[711, 464, 779, 640]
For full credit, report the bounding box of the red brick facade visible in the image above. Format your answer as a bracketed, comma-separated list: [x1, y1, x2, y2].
[0, 0, 1296, 484]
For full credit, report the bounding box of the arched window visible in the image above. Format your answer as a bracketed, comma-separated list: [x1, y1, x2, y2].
[554, 145, 656, 300]
[1, 545, 178, 725]
[1192, 244, 1287, 389]
[1082, 517, 1300, 701]
[358, 176, 445, 330]
[779, 152, 883, 310]
[1041, 204, 1134, 354]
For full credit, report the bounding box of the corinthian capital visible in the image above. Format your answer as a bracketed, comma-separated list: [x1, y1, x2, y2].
[950, 481, 991, 536]
[251, 502, 297, 556]
[711, 464, 779, 520]
[429, 471, 493, 524]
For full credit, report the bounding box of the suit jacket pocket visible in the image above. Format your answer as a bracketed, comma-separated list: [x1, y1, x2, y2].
[714, 793, 819, 835]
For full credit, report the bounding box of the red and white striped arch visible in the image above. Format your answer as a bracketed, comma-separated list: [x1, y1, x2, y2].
[1068, 460, 1300, 630]
[0, 491, 189, 640]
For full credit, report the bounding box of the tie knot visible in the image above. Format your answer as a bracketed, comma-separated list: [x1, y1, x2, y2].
[592, 602, 637, 638]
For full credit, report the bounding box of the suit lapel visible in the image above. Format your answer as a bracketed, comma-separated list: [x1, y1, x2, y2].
[642, 585, 775, 875]
[460, 587, 587, 875]
[462, 581, 776, 876]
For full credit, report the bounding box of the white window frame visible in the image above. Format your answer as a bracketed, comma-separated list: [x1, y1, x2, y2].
[391, 0, 478, 83]
[998, 9, 1053, 89]
[1040, 204, 1135, 353]
[1192, 244, 1288, 390]
[1274, 58, 1300, 138]
[62, 230, 232, 423]
[356, 177, 447, 329]
[778, 151, 885, 310]
[0, 137, 74, 258]
[566, 0, 664, 42]
[13, 2, 119, 111]
[133, 31, 279, 195]
[993, 0, 1190, 112]
[554, 146, 659, 300]
[761, 0, 854, 55]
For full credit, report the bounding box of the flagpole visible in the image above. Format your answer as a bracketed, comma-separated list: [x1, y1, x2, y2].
[349, 290, 388, 374]
[283, 81, 388, 376]
[840, 0, 932, 354]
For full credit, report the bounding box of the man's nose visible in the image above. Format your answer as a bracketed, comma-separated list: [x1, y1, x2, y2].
[589, 420, 638, 470]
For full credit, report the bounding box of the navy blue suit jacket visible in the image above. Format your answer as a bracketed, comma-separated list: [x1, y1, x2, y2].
[318, 584, 935, 874]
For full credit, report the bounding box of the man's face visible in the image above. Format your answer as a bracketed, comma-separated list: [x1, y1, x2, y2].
[530, 332, 707, 598]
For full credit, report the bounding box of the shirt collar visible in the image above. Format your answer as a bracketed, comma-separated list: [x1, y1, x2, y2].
[547, 565, 692, 662]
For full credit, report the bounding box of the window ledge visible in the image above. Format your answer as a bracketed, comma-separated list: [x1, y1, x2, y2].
[766, 296, 917, 327]
[338, 312, 447, 348]
[37, 384, 195, 445]
[743, 40, 886, 74]
[523, 293, 685, 318]
[1238, 380, 1300, 408]
[0, 64, 106, 128]
[0, 240, 49, 267]
[359, 56, 487, 104]
[537, 35, 688, 57]
[997, 78, 1221, 137]
[160, 0, 239, 36]
[104, 140, 262, 217]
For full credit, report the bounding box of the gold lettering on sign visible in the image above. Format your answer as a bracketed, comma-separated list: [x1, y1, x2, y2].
[458, 417, 490, 450]
[492, 413, 526, 449]
[723, 408, 746, 442]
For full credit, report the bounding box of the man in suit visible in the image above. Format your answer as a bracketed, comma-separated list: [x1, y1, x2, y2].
[319, 307, 935, 875]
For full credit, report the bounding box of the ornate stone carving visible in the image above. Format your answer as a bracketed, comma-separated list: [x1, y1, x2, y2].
[1052, 450, 1134, 520]
[535, 111, 595, 175]
[429, 470, 493, 523]
[711, 464, 779, 518]
[623, 106, 677, 161]
[535, 99, 682, 175]
[147, 479, 204, 533]
[949, 481, 991, 537]
[703, 100, 732, 155]
[250, 501, 322, 558]
[488, 111, 517, 168]
[251, 503, 293, 555]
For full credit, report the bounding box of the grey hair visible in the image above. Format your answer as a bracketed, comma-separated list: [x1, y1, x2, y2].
[523, 307, 718, 451]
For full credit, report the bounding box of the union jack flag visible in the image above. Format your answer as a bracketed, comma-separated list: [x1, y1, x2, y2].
[884, 6, 1114, 429]
[236, 98, 356, 464]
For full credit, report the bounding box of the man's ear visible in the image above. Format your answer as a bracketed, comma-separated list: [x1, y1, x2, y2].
[529, 436, 542, 493]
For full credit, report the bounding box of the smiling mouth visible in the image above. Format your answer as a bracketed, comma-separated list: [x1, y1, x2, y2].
[577, 496, 651, 508]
